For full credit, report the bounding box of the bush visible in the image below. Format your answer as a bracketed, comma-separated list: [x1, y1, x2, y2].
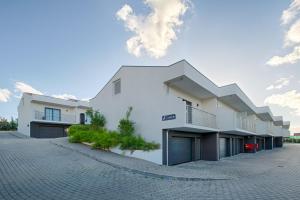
[119, 134, 159, 152]
[68, 125, 97, 143]
[118, 107, 134, 135]
[68, 124, 90, 136]
[86, 109, 106, 129]
[68, 107, 159, 152]
[92, 130, 120, 150]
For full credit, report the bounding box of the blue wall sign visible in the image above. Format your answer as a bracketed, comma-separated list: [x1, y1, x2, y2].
[162, 114, 176, 121]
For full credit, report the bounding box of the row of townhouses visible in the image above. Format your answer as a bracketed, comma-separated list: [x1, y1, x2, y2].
[18, 60, 290, 165]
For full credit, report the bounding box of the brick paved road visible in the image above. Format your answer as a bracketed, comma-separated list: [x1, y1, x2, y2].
[1, 132, 300, 200]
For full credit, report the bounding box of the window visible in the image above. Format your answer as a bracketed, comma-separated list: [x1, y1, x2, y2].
[113, 79, 121, 95]
[45, 108, 61, 121]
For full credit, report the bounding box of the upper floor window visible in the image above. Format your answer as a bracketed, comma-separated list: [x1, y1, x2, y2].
[45, 108, 61, 121]
[113, 79, 121, 95]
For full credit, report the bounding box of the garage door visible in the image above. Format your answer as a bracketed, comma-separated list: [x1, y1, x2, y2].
[257, 138, 263, 151]
[232, 138, 237, 155]
[236, 139, 240, 154]
[30, 122, 68, 138]
[219, 138, 227, 158]
[169, 137, 192, 165]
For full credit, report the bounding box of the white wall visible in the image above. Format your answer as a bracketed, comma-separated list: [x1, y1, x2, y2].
[17, 94, 31, 136]
[91, 66, 211, 164]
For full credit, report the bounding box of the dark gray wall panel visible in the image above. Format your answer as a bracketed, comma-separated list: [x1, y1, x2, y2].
[202, 133, 219, 161]
[265, 137, 273, 150]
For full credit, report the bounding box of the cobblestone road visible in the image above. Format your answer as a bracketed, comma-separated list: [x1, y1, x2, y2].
[1, 132, 300, 200]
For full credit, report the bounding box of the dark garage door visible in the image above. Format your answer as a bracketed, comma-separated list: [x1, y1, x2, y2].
[219, 138, 227, 158]
[169, 137, 192, 165]
[30, 122, 68, 138]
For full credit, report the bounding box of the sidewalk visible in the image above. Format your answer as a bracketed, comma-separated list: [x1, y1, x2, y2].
[50, 137, 231, 181]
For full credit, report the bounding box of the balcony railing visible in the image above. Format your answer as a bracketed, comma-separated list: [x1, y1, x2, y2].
[235, 113, 256, 133]
[34, 110, 76, 124]
[186, 105, 217, 129]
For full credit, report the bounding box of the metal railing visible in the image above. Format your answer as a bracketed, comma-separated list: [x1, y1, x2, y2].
[34, 110, 76, 124]
[235, 113, 256, 133]
[186, 105, 217, 129]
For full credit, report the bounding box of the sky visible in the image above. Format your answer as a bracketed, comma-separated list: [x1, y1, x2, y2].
[0, 0, 300, 133]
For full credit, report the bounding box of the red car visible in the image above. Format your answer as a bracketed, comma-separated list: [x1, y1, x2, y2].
[245, 143, 258, 151]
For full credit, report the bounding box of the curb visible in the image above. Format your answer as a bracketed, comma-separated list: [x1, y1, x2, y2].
[50, 141, 230, 182]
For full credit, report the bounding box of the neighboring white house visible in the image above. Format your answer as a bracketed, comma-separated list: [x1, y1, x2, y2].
[18, 93, 90, 138]
[90, 60, 290, 165]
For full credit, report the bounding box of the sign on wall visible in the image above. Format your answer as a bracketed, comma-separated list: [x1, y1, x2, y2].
[162, 114, 176, 121]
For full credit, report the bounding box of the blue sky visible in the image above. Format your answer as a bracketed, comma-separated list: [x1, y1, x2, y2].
[0, 0, 300, 132]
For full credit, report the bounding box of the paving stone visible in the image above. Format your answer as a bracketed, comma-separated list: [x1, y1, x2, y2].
[1, 132, 300, 199]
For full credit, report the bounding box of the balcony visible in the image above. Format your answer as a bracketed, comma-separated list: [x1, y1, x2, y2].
[216, 108, 256, 135]
[256, 120, 273, 135]
[282, 129, 290, 137]
[235, 113, 256, 133]
[185, 105, 217, 129]
[272, 125, 283, 137]
[34, 110, 76, 124]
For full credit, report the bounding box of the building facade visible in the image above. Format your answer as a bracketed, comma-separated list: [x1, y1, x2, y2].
[90, 60, 290, 165]
[18, 93, 90, 138]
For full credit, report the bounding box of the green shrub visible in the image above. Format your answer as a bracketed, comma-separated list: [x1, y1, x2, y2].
[68, 107, 159, 152]
[119, 134, 160, 152]
[92, 130, 120, 150]
[86, 109, 106, 129]
[68, 124, 90, 136]
[68, 125, 97, 143]
[68, 131, 82, 143]
[118, 107, 134, 135]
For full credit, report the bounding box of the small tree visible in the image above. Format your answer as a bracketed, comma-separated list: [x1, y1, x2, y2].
[118, 107, 135, 135]
[86, 109, 106, 129]
[0, 117, 10, 130]
[10, 118, 18, 130]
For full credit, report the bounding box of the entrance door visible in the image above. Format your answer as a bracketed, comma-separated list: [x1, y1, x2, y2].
[80, 113, 85, 124]
[185, 101, 192, 124]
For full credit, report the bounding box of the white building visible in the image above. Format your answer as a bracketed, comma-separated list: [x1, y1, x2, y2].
[90, 60, 290, 165]
[18, 93, 90, 138]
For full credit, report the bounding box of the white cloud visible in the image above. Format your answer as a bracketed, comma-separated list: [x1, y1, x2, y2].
[264, 90, 300, 116]
[266, 76, 293, 90]
[0, 88, 11, 102]
[52, 94, 77, 100]
[15, 82, 43, 95]
[116, 0, 189, 58]
[285, 19, 300, 46]
[266, 46, 300, 66]
[267, 0, 300, 66]
[281, 0, 300, 25]
[81, 98, 90, 101]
